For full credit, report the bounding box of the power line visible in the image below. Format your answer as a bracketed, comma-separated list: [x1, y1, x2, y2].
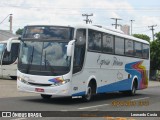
[111, 18, 122, 29]
[1, 4, 160, 11]
[148, 25, 157, 40]
[0, 14, 11, 24]
[82, 13, 93, 24]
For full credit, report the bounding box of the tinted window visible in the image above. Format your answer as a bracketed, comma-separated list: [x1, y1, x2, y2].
[2, 43, 19, 65]
[125, 39, 134, 56]
[88, 30, 102, 51]
[73, 29, 86, 73]
[102, 34, 114, 53]
[142, 44, 149, 59]
[22, 26, 74, 40]
[115, 37, 124, 55]
[135, 42, 142, 57]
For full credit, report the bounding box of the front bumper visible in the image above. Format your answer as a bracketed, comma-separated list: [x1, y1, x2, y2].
[17, 80, 71, 97]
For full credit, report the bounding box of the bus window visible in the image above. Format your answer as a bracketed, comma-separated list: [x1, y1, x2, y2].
[115, 37, 124, 55]
[88, 30, 102, 52]
[2, 43, 19, 65]
[102, 34, 114, 53]
[73, 29, 86, 73]
[142, 44, 149, 59]
[135, 42, 142, 58]
[125, 39, 134, 56]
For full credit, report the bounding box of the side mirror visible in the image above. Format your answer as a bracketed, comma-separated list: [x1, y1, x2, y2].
[7, 37, 19, 52]
[67, 40, 75, 56]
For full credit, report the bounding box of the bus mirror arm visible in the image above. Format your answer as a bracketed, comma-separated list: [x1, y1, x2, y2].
[67, 40, 75, 57]
[7, 37, 19, 52]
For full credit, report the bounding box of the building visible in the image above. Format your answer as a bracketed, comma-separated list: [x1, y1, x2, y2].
[121, 25, 130, 35]
[0, 30, 18, 41]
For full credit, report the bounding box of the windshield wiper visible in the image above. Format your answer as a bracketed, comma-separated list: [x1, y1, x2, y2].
[26, 46, 34, 73]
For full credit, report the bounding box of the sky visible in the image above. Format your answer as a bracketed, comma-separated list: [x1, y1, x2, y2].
[0, 0, 160, 40]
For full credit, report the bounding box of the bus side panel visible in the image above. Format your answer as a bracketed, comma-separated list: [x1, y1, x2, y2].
[97, 60, 149, 93]
[125, 60, 149, 90]
[2, 63, 17, 77]
[71, 52, 149, 96]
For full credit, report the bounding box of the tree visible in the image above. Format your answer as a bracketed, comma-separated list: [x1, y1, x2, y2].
[133, 34, 150, 42]
[16, 28, 23, 35]
[150, 32, 160, 70]
[150, 32, 160, 80]
[150, 40, 160, 70]
[155, 32, 160, 40]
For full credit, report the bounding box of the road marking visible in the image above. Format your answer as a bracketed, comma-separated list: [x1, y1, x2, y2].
[60, 110, 68, 111]
[131, 97, 150, 101]
[78, 104, 110, 110]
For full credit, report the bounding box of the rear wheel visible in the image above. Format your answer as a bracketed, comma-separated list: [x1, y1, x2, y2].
[41, 94, 52, 99]
[129, 81, 137, 95]
[121, 80, 137, 96]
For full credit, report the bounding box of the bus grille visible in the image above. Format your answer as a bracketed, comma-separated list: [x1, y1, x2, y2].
[28, 82, 52, 86]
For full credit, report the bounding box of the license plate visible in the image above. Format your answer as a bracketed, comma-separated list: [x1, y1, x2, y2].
[35, 88, 44, 92]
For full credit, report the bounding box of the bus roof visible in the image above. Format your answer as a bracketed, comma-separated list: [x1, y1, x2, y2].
[26, 24, 149, 44]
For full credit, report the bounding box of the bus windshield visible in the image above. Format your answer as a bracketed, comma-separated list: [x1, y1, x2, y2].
[0, 43, 5, 62]
[18, 41, 71, 76]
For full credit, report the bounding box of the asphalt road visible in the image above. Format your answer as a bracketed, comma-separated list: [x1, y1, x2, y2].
[0, 79, 160, 120]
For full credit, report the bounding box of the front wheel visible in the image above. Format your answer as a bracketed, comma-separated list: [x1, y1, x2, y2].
[82, 85, 92, 102]
[41, 94, 52, 99]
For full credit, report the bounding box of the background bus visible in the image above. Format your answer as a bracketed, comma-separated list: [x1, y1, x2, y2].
[0, 37, 20, 79]
[17, 24, 149, 101]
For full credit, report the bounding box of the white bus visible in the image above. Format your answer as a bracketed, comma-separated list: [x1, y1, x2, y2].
[0, 37, 20, 79]
[17, 24, 149, 101]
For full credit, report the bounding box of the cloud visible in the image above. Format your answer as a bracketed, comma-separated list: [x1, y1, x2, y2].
[0, 0, 159, 37]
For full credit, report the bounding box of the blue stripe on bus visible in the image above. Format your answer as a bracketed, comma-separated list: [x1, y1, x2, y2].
[97, 78, 132, 93]
[72, 91, 85, 96]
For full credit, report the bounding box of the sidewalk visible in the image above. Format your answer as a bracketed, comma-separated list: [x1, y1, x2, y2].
[148, 80, 160, 87]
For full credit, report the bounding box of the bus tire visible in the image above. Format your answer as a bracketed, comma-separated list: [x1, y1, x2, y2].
[83, 85, 92, 102]
[83, 80, 96, 102]
[129, 80, 137, 95]
[41, 94, 52, 99]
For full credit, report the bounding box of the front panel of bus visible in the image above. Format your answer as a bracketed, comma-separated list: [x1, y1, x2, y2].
[17, 26, 76, 96]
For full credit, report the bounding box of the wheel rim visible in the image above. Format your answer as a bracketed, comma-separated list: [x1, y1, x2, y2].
[132, 83, 136, 94]
[86, 87, 91, 100]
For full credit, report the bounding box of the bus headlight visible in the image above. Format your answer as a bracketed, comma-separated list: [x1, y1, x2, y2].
[53, 79, 70, 86]
[17, 76, 28, 84]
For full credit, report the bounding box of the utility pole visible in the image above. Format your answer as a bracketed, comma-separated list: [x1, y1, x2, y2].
[130, 20, 135, 35]
[9, 14, 13, 33]
[148, 25, 157, 41]
[111, 18, 122, 29]
[82, 13, 93, 24]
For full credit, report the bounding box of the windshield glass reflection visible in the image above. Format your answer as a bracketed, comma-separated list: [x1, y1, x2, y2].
[19, 41, 71, 76]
